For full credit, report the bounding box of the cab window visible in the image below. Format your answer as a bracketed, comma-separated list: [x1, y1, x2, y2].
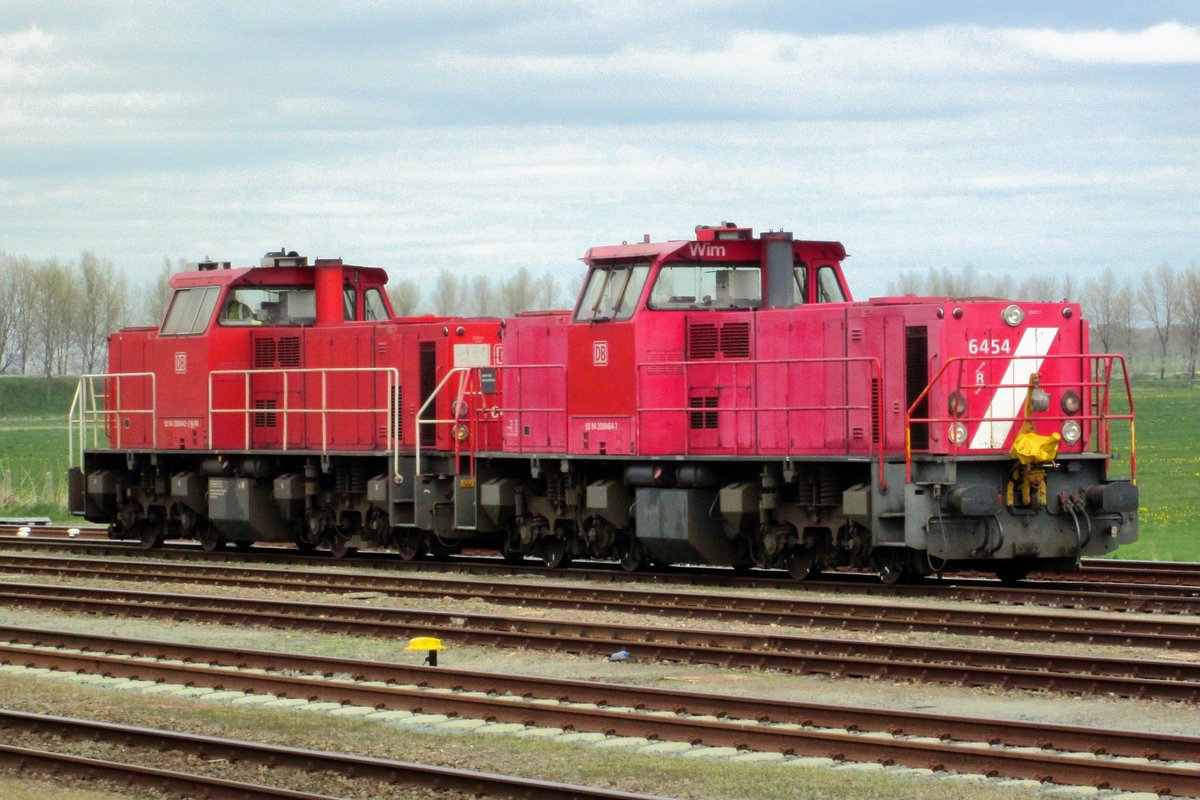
[364, 288, 389, 321]
[161, 286, 220, 335]
[219, 287, 317, 326]
[649, 262, 760, 310]
[816, 266, 846, 303]
[574, 262, 650, 322]
[343, 287, 357, 320]
[792, 265, 809, 305]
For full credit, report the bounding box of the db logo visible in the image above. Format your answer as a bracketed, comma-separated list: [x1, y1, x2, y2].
[174, 352, 187, 374]
[593, 340, 609, 367]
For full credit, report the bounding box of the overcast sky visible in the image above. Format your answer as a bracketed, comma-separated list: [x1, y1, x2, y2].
[1, 1, 1197, 301]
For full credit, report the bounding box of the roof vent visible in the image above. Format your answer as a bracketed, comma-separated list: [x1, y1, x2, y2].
[189, 260, 231, 271]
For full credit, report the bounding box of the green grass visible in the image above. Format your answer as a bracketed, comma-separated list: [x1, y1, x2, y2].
[1115, 381, 1200, 561]
[0, 376, 1196, 559]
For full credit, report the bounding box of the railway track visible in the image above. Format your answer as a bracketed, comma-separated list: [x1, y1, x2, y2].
[1, 627, 1197, 795]
[0, 708, 667, 800]
[3, 534, 1200, 616]
[3, 552, 1200, 653]
[2, 580, 1200, 701]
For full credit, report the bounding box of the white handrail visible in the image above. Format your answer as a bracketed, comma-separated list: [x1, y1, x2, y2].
[68, 372, 157, 467]
[208, 367, 401, 481]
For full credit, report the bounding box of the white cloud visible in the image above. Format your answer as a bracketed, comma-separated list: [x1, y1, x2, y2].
[1008, 21, 1200, 65]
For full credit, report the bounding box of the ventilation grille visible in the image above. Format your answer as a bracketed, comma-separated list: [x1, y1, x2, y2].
[906, 327, 930, 450]
[689, 395, 718, 429]
[688, 324, 719, 359]
[253, 339, 276, 369]
[871, 377, 881, 444]
[645, 349, 684, 375]
[252, 336, 302, 368]
[277, 336, 301, 367]
[254, 399, 277, 428]
[687, 321, 751, 360]
[719, 323, 750, 357]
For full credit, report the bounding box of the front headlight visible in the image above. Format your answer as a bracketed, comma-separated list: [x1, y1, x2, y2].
[1061, 420, 1082, 444]
[1001, 304, 1025, 327]
[948, 422, 968, 446]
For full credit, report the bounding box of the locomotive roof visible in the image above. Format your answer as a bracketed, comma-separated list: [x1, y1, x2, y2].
[169, 262, 390, 289]
[582, 238, 847, 264]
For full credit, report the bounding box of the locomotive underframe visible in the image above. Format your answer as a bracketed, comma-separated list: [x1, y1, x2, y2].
[73, 443, 1137, 581]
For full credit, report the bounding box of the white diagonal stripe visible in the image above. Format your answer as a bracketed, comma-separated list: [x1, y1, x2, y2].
[968, 327, 1058, 450]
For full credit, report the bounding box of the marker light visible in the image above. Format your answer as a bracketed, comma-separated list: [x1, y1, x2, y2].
[948, 392, 967, 417]
[1061, 390, 1082, 415]
[1061, 420, 1082, 444]
[1001, 305, 1025, 327]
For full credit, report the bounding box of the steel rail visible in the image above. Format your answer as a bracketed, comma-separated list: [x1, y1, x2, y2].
[1, 635, 1197, 795]
[0, 709, 672, 800]
[2, 554, 1199, 652]
[2, 535, 1200, 614]
[1, 581, 1199, 701]
[1, 624, 1196, 762]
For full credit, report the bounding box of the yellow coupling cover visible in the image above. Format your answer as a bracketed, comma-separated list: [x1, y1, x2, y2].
[1009, 429, 1061, 465]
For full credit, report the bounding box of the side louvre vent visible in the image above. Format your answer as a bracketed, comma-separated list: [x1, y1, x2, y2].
[719, 322, 750, 358]
[687, 321, 753, 360]
[687, 324, 719, 359]
[252, 336, 302, 368]
[277, 336, 301, 367]
[688, 395, 718, 429]
[871, 377, 881, 444]
[645, 349, 684, 375]
[253, 339, 277, 368]
[905, 327, 930, 450]
[253, 399, 277, 428]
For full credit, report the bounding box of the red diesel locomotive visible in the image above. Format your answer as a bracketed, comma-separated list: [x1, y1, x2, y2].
[69, 225, 1138, 582]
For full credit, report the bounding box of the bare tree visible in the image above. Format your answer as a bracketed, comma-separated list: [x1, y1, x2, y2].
[466, 274, 494, 316]
[1138, 262, 1178, 379]
[0, 252, 18, 373]
[1016, 274, 1060, 302]
[28, 258, 76, 386]
[1179, 265, 1200, 380]
[76, 251, 130, 373]
[8, 260, 36, 374]
[142, 256, 186, 325]
[1081, 269, 1119, 353]
[887, 269, 926, 296]
[534, 273, 565, 311]
[431, 271, 463, 316]
[388, 278, 421, 317]
[497, 268, 536, 315]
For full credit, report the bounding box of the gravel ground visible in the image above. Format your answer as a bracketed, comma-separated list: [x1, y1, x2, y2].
[0, 559, 1193, 798]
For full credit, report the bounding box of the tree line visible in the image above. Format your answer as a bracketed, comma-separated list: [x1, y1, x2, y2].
[2, 248, 1195, 381]
[887, 262, 1200, 380]
[0, 251, 571, 379]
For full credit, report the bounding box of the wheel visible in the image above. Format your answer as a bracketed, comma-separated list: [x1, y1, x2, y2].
[540, 538, 571, 569]
[785, 548, 818, 581]
[328, 539, 357, 559]
[995, 562, 1031, 585]
[501, 541, 526, 564]
[617, 538, 643, 573]
[875, 553, 910, 585]
[198, 532, 225, 552]
[394, 532, 426, 562]
[135, 521, 165, 550]
[233, 541, 254, 552]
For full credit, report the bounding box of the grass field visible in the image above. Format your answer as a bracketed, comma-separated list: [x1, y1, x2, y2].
[0, 377, 1195, 559]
